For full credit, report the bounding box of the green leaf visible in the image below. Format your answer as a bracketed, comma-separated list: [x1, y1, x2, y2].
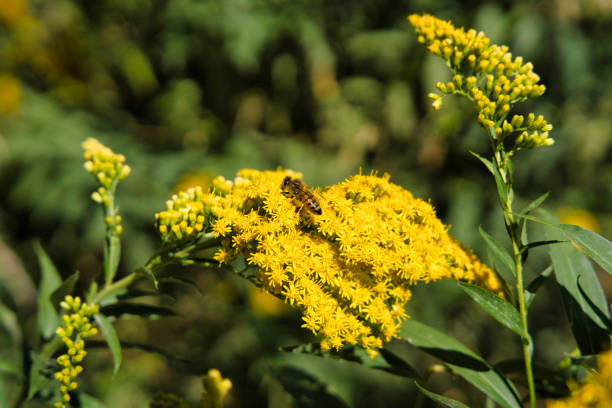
[158, 276, 203, 295]
[78, 392, 107, 408]
[87, 340, 191, 365]
[99, 302, 178, 318]
[138, 266, 159, 290]
[94, 314, 122, 375]
[270, 366, 350, 408]
[400, 319, 521, 408]
[556, 224, 612, 277]
[50, 271, 80, 308]
[520, 240, 563, 254]
[479, 226, 514, 275]
[27, 352, 52, 399]
[525, 266, 553, 309]
[470, 151, 508, 204]
[33, 241, 61, 339]
[281, 342, 420, 379]
[458, 282, 523, 338]
[540, 212, 611, 354]
[520, 192, 550, 215]
[415, 381, 470, 408]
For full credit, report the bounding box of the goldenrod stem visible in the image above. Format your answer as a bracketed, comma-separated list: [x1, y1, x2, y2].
[491, 134, 536, 408]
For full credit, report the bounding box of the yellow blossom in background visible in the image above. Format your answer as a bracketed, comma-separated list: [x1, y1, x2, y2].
[555, 207, 600, 234]
[409, 14, 553, 151]
[0, 72, 22, 115]
[0, 0, 29, 26]
[53, 296, 99, 408]
[149, 369, 232, 408]
[155, 169, 503, 355]
[201, 369, 232, 408]
[547, 349, 612, 408]
[248, 285, 290, 317]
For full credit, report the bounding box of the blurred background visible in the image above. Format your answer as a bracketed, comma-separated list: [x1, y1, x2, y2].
[1, 0, 611, 406]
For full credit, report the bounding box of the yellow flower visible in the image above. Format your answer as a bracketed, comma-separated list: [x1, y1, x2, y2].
[0, 73, 22, 115]
[54, 296, 99, 408]
[547, 349, 612, 408]
[155, 169, 503, 355]
[408, 14, 553, 150]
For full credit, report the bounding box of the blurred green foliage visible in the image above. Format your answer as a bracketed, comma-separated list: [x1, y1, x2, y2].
[1, 0, 612, 407]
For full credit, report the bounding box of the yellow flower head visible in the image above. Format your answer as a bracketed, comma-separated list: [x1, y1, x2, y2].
[156, 169, 503, 354]
[409, 14, 553, 150]
[547, 349, 612, 408]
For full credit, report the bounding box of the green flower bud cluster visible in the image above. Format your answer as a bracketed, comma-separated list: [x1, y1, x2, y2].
[82, 137, 130, 235]
[155, 186, 209, 242]
[82, 137, 131, 204]
[409, 14, 553, 150]
[53, 296, 99, 408]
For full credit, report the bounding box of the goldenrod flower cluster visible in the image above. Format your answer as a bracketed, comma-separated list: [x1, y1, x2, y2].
[409, 14, 553, 151]
[156, 169, 503, 355]
[82, 138, 130, 234]
[548, 349, 612, 408]
[53, 296, 99, 408]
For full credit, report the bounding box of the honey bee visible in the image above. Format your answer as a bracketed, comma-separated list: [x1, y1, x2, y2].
[281, 176, 322, 215]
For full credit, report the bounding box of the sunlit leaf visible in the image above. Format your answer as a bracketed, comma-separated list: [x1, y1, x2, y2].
[458, 282, 523, 337]
[479, 226, 514, 275]
[400, 319, 521, 408]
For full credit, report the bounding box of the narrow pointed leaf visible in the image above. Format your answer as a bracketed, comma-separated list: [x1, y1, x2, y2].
[33, 241, 61, 338]
[556, 224, 612, 277]
[471, 152, 508, 204]
[479, 226, 514, 275]
[99, 302, 178, 318]
[540, 212, 610, 354]
[458, 282, 523, 337]
[520, 240, 563, 254]
[525, 266, 553, 309]
[94, 313, 122, 375]
[158, 276, 203, 295]
[138, 266, 159, 290]
[520, 192, 550, 215]
[50, 271, 80, 308]
[27, 353, 51, 399]
[400, 319, 521, 408]
[415, 381, 470, 408]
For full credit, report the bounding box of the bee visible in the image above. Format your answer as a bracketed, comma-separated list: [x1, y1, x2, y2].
[281, 176, 322, 215]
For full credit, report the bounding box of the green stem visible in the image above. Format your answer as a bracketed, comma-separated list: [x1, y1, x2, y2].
[490, 131, 536, 408]
[92, 272, 139, 304]
[103, 180, 121, 286]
